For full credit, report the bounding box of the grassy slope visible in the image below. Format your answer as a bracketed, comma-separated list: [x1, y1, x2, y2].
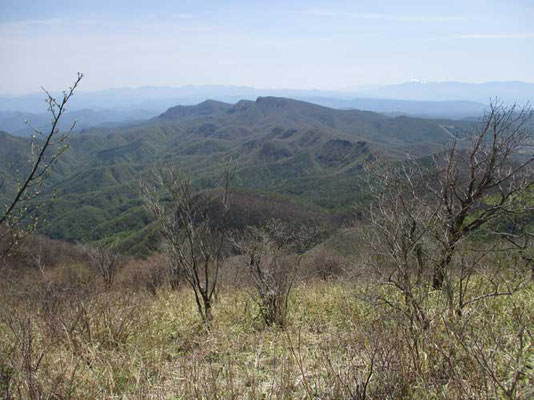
[1, 273, 532, 399]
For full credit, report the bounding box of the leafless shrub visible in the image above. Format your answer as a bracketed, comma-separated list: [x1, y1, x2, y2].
[441, 299, 533, 400]
[1, 312, 80, 400]
[3, 234, 86, 273]
[85, 244, 126, 289]
[0, 74, 83, 260]
[0, 356, 14, 400]
[75, 295, 142, 350]
[231, 220, 312, 327]
[122, 254, 170, 295]
[362, 161, 436, 328]
[428, 101, 533, 291]
[305, 248, 347, 281]
[362, 100, 533, 319]
[141, 165, 233, 323]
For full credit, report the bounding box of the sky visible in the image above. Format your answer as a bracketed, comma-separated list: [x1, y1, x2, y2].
[0, 0, 533, 94]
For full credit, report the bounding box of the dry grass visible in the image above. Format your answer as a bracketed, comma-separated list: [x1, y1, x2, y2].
[0, 260, 533, 399]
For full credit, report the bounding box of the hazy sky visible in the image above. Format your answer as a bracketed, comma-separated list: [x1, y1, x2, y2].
[0, 0, 533, 94]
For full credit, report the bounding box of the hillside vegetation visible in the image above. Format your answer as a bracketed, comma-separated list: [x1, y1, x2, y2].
[0, 98, 468, 252]
[1, 229, 532, 399]
[1, 96, 533, 400]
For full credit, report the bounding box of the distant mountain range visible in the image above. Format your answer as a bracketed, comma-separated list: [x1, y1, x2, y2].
[0, 109, 158, 136]
[0, 96, 471, 253]
[359, 81, 534, 103]
[0, 81, 531, 135]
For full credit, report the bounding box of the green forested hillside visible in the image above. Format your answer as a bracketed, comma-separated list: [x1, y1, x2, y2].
[0, 97, 469, 252]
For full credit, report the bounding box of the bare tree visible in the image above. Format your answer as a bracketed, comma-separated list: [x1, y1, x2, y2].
[0, 73, 83, 258]
[141, 166, 232, 323]
[85, 244, 126, 289]
[231, 220, 311, 327]
[363, 161, 437, 327]
[429, 101, 533, 290]
[363, 100, 533, 318]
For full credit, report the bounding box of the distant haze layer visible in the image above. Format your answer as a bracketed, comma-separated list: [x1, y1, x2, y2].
[0, 81, 531, 134]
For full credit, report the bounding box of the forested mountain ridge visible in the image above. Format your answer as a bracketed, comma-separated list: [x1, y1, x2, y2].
[0, 97, 469, 252]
